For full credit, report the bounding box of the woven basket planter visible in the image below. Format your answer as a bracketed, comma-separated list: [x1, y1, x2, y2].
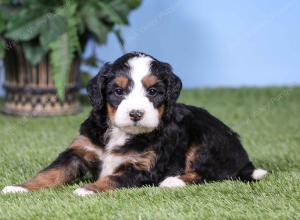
[3, 44, 81, 117]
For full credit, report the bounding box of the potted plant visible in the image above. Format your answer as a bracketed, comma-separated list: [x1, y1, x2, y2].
[0, 0, 141, 116]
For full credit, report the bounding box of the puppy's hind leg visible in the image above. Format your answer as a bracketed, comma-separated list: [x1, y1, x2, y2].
[2, 135, 101, 194]
[2, 149, 88, 193]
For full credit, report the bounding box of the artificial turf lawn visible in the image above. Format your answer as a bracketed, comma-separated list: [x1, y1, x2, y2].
[0, 87, 299, 220]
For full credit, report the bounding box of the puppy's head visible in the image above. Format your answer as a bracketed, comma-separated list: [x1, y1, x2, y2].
[87, 52, 182, 134]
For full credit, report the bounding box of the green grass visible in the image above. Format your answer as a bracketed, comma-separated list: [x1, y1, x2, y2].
[0, 87, 299, 220]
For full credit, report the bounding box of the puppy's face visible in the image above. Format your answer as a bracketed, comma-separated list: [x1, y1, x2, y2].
[88, 52, 182, 135]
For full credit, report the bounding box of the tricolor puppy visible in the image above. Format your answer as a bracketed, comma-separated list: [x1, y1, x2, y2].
[2, 52, 267, 196]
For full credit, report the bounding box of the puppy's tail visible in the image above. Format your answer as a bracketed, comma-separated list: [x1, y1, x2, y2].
[238, 162, 268, 181]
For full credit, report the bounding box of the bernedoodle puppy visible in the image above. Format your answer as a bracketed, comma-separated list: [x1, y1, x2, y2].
[2, 52, 267, 196]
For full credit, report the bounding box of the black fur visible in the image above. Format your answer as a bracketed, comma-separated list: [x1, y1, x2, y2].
[77, 52, 260, 188]
[44, 149, 89, 180]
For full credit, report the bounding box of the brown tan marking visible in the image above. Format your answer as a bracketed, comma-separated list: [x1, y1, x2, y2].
[158, 105, 165, 118]
[185, 144, 198, 173]
[70, 135, 102, 160]
[114, 151, 157, 173]
[115, 75, 129, 88]
[107, 103, 117, 121]
[142, 75, 158, 88]
[83, 176, 118, 192]
[70, 135, 97, 149]
[21, 135, 102, 191]
[81, 151, 156, 192]
[179, 172, 201, 184]
[21, 168, 69, 191]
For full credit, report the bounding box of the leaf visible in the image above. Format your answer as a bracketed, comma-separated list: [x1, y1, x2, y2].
[96, 1, 125, 24]
[40, 14, 67, 49]
[0, 37, 5, 59]
[23, 42, 47, 65]
[50, 33, 69, 100]
[50, 2, 80, 100]
[79, 72, 92, 87]
[124, 0, 142, 9]
[5, 13, 49, 41]
[114, 29, 125, 53]
[0, 4, 22, 20]
[84, 13, 109, 43]
[108, 0, 141, 24]
[0, 15, 5, 33]
[83, 54, 98, 67]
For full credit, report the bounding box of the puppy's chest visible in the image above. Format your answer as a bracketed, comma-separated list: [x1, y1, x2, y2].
[99, 128, 156, 178]
[100, 153, 125, 178]
[100, 128, 130, 178]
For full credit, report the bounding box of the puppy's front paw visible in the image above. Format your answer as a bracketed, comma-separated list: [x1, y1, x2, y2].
[159, 176, 186, 188]
[73, 187, 95, 196]
[2, 185, 28, 194]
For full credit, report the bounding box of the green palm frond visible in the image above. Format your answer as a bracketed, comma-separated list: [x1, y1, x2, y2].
[50, 1, 80, 100]
[96, 1, 125, 24]
[0, 14, 5, 58]
[0, 37, 5, 59]
[23, 41, 47, 65]
[0, 14, 5, 32]
[40, 14, 67, 49]
[5, 10, 49, 41]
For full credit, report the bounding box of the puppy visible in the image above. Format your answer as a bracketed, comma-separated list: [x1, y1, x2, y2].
[2, 52, 267, 196]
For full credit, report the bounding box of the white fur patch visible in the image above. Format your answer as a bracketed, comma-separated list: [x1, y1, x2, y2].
[73, 188, 95, 196]
[114, 56, 160, 134]
[105, 127, 129, 151]
[100, 127, 129, 178]
[75, 128, 129, 196]
[2, 185, 28, 194]
[251, 168, 268, 180]
[159, 176, 186, 188]
[100, 154, 126, 178]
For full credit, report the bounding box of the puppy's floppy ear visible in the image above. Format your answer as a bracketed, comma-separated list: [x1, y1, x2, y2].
[162, 62, 182, 105]
[166, 71, 182, 105]
[87, 63, 110, 111]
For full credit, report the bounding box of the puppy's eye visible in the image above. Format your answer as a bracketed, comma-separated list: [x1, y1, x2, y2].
[147, 88, 157, 97]
[114, 88, 124, 96]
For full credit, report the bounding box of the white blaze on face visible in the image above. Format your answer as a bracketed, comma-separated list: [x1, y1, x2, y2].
[114, 56, 160, 134]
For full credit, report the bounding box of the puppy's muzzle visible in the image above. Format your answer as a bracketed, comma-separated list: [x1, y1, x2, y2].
[129, 110, 145, 122]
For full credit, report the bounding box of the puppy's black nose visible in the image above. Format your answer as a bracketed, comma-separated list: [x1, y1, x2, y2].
[129, 110, 144, 122]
